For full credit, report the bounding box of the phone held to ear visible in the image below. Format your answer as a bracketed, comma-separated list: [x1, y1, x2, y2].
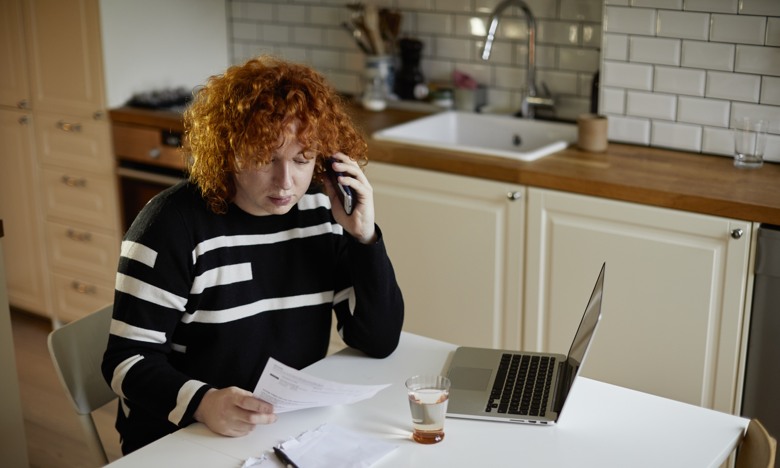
[327, 159, 354, 215]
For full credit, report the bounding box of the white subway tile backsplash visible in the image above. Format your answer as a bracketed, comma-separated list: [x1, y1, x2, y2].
[706, 71, 761, 103]
[764, 134, 780, 163]
[418, 12, 454, 35]
[710, 15, 766, 45]
[651, 121, 703, 152]
[604, 6, 656, 35]
[654, 66, 705, 96]
[677, 96, 731, 127]
[761, 77, 780, 106]
[732, 103, 780, 131]
[632, 0, 682, 9]
[702, 126, 735, 156]
[603, 61, 653, 90]
[558, 48, 600, 72]
[538, 21, 581, 46]
[560, 0, 603, 22]
[607, 115, 652, 145]
[435, 37, 472, 61]
[735, 45, 780, 77]
[656, 10, 710, 40]
[233, 22, 259, 41]
[626, 91, 677, 120]
[739, 0, 780, 16]
[602, 87, 626, 114]
[603, 34, 629, 61]
[684, 0, 737, 14]
[681, 41, 735, 71]
[768, 18, 780, 47]
[229, 0, 780, 161]
[629, 36, 681, 65]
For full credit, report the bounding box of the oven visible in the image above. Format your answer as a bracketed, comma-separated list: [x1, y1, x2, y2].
[111, 116, 187, 232]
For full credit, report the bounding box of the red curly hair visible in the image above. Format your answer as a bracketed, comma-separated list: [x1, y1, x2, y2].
[183, 55, 368, 214]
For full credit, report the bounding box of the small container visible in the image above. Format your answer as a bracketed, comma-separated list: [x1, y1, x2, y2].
[430, 88, 454, 109]
[577, 114, 608, 152]
[362, 55, 393, 111]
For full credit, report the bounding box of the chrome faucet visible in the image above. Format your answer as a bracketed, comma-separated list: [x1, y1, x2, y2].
[481, 0, 554, 118]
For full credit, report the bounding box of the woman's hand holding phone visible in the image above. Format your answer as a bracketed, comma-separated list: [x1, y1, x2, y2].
[324, 153, 377, 244]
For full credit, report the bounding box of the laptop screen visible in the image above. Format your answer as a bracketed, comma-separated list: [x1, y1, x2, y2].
[566, 263, 605, 375]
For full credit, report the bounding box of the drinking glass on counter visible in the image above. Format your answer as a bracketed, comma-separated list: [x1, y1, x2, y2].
[733, 117, 768, 169]
[405, 375, 451, 444]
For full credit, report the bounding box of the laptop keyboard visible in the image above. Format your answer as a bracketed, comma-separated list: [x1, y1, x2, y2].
[486, 353, 556, 417]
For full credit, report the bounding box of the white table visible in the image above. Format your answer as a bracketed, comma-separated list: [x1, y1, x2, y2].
[106, 333, 748, 467]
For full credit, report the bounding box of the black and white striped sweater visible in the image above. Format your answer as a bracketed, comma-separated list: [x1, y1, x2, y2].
[101, 181, 404, 453]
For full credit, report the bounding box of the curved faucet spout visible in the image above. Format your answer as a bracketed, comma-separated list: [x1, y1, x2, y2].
[482, 0, 551, 118]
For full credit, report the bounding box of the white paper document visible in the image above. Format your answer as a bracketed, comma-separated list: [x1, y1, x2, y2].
[253, 358, 390, 413]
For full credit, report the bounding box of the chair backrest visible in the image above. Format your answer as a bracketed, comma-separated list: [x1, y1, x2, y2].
[48, 303, 117, 465]
[737, 419, 777, 468]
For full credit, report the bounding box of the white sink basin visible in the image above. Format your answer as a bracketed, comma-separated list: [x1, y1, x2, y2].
[372, 111, 577, 162]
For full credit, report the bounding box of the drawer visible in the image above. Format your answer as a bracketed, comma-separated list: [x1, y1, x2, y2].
[40, 166, 120, 228]
[35, 113, 113, 173]
[50, 272, 114, 323]
[112, 123, 187, 170]
[45, 220, 119, 280]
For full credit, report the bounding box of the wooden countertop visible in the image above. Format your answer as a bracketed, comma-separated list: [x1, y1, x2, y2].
[109, 105, 780, 225]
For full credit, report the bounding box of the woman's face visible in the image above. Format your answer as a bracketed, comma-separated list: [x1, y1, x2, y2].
[233, 127, 316, 216]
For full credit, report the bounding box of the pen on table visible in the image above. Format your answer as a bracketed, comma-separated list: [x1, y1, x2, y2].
[273, 446, 300, 468]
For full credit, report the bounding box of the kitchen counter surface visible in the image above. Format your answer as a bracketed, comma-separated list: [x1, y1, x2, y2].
[109, 105, 780, 226]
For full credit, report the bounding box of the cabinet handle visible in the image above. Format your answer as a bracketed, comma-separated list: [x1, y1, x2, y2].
[57, 120, 82, 132]
[731, 228, 743, 239]
[148, 147, 162, 159]
[61, 175, 87, 187]
[66, 229, 92, 242]
[17, 99, 29, 109]
[18, 115, 29, 125]
[507, 191, 522, 201]
[71, 281, 97, 295]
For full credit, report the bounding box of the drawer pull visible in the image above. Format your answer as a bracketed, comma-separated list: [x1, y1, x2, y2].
[507, 191, 522, 201]
[17, 99, 29, 109]
[61, 175, 87, 187]
[66, 229, 92, 242]
[731, 228, 744, 239]
[148, 147, 162, 159]
[71, 281, 97, 295]
[57, 120, 82, 132]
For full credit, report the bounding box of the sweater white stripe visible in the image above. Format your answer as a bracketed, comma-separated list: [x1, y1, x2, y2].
[116, 273, 188, 311]
[169, 380, 206, 425]
[120, 240, 158, 268]
[110, 318, 168, 344]
[181, 291, 334, 324]
[190, 222, 340, 263]
[298, 192, 330, 211]
[190, 263, 253, 295]
[111, 354, 143, 398]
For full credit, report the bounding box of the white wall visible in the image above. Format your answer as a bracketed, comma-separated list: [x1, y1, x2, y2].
[100, 0, 230, 108]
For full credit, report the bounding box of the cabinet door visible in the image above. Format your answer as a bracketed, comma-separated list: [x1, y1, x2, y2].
[0, 109, 50, 315]
[24, 0, 105, 117]
[525, 187, 751, 413]
[0, 0, 29, 109]
[370, 162, 525, 349]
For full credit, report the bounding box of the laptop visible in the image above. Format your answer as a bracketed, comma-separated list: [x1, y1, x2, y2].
[445, 262, 605, 425]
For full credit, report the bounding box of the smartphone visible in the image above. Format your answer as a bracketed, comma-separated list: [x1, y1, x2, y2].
[326, 159, 354, 215]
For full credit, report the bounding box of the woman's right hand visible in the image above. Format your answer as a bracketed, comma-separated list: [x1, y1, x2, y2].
[194, 386, 277, 437]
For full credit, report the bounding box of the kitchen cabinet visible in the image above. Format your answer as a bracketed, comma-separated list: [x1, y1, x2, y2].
[369, 162, 525, 349]
[0, 0, 119, 322]
[524, 187, 751, 413]
[0, 109, 50, 314]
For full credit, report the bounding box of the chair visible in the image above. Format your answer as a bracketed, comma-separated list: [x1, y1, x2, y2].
[47, 304, 117, 466]
[737, 418, 777, 468]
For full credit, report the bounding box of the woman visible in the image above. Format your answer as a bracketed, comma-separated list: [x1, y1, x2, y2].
[102, 55, 404, 454]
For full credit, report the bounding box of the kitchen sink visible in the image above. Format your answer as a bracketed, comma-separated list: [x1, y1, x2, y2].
[372, 111, 577, 162]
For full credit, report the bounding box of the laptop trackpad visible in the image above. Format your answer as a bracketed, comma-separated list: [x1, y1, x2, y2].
[449, 367, 492, 391]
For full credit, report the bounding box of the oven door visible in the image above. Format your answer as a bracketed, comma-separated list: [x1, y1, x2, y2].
[117, 165, 183, 232]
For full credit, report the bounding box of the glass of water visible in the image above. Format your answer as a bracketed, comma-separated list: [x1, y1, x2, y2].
[733, 117, 768, 169]
[405, 375, 451, 444]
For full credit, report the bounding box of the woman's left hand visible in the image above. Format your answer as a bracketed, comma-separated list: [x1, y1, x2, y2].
[323, 152, 377, 244]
